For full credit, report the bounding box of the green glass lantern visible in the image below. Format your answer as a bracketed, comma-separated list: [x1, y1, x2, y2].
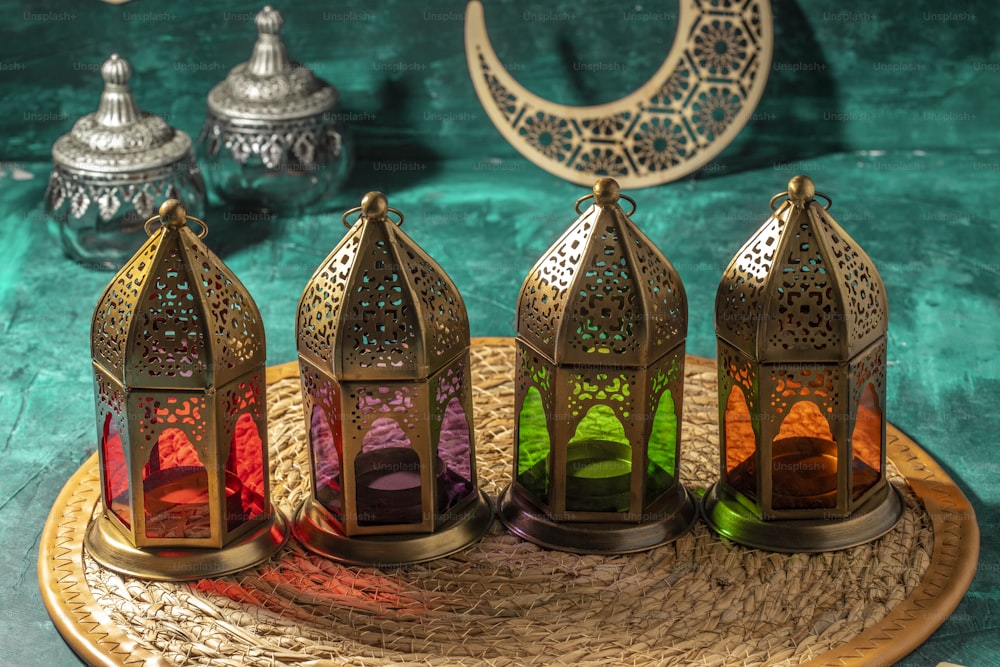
[500, 178, 696, 553]
[702, 176, 903, 552]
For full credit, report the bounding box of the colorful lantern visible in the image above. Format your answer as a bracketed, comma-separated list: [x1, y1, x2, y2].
[702, 176, 903, 551]
[500, 178, 696, 553]
[293, 192, 492, 565]
[84, 200, 288, 580]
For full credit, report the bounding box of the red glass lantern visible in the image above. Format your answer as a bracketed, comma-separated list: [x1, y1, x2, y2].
[293, 192, 492, 565]
[85, 200, 288, 579]
[500, 178, 696, 553]
[702, 176, 903, 551]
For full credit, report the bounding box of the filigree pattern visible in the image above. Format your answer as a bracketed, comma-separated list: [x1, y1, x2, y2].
[467, 0, 772, 187]
[46, 160, 204, 222]
[201, 114, 344, 171]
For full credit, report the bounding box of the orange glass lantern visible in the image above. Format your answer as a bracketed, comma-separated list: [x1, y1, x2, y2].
[702, 176, 903, 551]
[499, 178, 696, 554]
[293, 192, 492, 565]
[84, 200, 288, 580]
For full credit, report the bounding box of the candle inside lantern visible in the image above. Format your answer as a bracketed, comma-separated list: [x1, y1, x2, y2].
[354, 448, 425, 525]
[143, 466, 244, 538]
[770, 436, 839, 509]
[565, 439, 633, 512]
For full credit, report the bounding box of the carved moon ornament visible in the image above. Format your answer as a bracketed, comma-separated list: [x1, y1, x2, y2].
[464, 0, 774, 188]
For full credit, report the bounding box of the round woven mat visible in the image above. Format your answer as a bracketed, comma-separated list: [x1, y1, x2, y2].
[39, 338, 978, 667]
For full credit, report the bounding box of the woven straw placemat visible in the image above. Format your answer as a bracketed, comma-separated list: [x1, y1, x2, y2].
[39, 338, 978, 666]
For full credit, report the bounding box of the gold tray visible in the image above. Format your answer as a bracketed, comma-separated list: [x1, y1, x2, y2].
[39, 339, 978, 666]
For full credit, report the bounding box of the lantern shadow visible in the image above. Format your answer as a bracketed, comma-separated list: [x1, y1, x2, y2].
[346, 79, 442, 192]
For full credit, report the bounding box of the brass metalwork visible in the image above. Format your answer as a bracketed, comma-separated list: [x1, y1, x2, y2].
[500, 177, 696, 553]
[702, 175, 903, 552]
[84, 199, 289, 579]
[293, 192, 493, 565]
[464, 0, 773, 188]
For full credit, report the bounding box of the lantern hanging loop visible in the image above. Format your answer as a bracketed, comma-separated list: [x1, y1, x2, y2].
[574, 177, 637, 216]
[341, 191, 405, 229]
[769, 175, 832, 212]
[142, 199, 209, 238]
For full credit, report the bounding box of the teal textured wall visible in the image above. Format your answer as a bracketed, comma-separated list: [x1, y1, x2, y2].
[3, 0, 999, 170]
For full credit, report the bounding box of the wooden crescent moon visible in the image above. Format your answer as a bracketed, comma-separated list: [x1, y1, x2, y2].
[464, 0, 774, 188]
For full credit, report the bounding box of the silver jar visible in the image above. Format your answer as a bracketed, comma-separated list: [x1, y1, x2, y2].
[46, 54, 205, 270]
[199, 6, 351, 212]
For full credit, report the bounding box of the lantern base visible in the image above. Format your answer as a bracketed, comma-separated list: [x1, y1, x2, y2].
[292, 492, 494, 566]
[83, 507, 290, 581]
[497, 483, 697, 554]
[700, 482, 904, 552]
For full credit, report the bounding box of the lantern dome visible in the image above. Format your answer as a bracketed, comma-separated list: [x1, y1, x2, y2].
[715, 175, 887, 363]
[91, 200, 265, 390]
[297, 192, 470, 381]
[516, 179, 686, 367]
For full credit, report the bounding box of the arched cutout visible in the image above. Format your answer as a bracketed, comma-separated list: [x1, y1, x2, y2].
[225, 412, 266, 531]
[310, 404, 342, 518]
[851, 383, 882, 500]
[517, 386, 550, 500]
[566, 404, 631, 512]
[355, 418, 421, 525]
[645, 390, 677, 505]
[101, 412, 131, 528]
[438, 397, 474, 512]
[771, 401, 837, 510]
[724, 388, 757, 501]
[143, 428, 211, 538]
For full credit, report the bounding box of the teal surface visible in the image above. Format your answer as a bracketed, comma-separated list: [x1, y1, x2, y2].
[2, 1, 999, 665]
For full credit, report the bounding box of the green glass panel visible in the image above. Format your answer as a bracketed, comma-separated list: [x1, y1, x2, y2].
[517, 386, 550, 500]
[645, 390, 677, 505]
[566, 404, 631, 512]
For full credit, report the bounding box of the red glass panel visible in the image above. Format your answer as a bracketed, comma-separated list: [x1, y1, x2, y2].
[143, 428, 211, 538]
[851, 384, 882, 500]
[101, 412, 131, 528]
[225, 412, 266, 531]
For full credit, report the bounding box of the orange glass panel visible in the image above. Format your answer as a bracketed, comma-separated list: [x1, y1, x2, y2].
[851, 384, 882, 500]
[143, 428, 211, 538]
[101, 413, 130, 528]
[771, 402, 837, 510]
[225, 413, 266, 531]
[724, 389, 757, 501]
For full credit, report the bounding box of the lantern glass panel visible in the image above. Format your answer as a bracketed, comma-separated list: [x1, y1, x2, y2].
[725, 388, 757, 501]
[851, 384, 882, 500]
[355, 418, 422, 526]
[644, 389, 677, 506]
[310, 404, 343, 520]
[225, 413, 266, 531]
[517, 386, 550, 500]
[101, 412, 131, 527]
[566, 404, 631, 513]
[438, 397, 474, 512]
[771, 401, 838, 510]
[142, 427, 211, 539]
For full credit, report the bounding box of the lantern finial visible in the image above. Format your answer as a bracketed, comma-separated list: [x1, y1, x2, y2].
[787, 175, 815, 208]
[360, 191, 389, 220]
[593, 177, 621, 206]
[158, 199, 188, 229]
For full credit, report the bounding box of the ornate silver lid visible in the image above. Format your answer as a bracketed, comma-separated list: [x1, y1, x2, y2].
[206, 6, 338, 122]
[51, 54, 194, 174]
